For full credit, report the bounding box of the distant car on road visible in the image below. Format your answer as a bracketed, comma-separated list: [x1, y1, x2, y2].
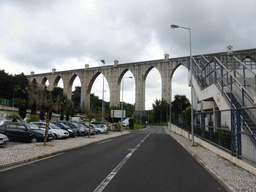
[0, 133, 9, 147]
[0, 122, 54, 143]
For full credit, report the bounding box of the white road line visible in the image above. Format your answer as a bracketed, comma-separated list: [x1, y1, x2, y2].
[93, 132, 151, 192]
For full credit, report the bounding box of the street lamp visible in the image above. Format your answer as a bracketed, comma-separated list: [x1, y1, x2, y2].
[101, 60, 105, 123]
[171, 24, 194, 146]
[121, 76, 133, 133]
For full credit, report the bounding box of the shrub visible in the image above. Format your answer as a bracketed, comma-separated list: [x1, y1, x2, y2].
[6, 114, 22, 121]
[129, 118, 135, 129]
[114, 124, 121, 132]
[27, 115, 40, 123]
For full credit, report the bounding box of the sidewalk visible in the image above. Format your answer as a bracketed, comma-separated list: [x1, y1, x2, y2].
[166, 127, 256, 192]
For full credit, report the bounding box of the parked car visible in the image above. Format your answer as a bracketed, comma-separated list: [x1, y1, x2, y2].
[80, 123, 99, 134]
[0, 118, 12, 126]
[31, 122, 69, 139]
[98, 124, 108, 133]
[91, 123, 106, 134]
[89, 124, 100, 134]
[59, 121, 86, 136]
[78, 123, 96, 135]
[0, 133, 9, 147]
[70, 122, 89, 135]
[0, 122, 54, 143]
[51, 122, 78, 137]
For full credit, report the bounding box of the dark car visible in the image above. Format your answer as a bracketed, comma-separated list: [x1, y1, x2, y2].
[58, 121, 86, 136]
[0, 122, 55, 143]
[79, 122, 97, 135]
[52, 122, 78, 137]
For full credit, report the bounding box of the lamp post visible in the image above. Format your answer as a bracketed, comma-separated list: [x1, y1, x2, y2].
[121, 76, 132, 133]
[101, 60, 105, 123]
[171, 24, 194, 146]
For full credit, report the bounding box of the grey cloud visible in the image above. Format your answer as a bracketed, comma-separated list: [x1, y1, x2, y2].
[1, 0, 256, 101]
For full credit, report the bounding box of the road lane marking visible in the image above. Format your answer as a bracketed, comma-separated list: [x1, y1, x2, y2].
[93, 132, 151, 192]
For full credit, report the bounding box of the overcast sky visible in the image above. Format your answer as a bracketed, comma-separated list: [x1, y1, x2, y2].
[1, 0, 255, 110]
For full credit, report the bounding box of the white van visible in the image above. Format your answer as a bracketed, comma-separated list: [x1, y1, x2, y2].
[122, 118, 130, 126]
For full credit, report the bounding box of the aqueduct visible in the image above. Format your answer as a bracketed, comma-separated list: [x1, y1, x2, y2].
[27, 48, 256, 115]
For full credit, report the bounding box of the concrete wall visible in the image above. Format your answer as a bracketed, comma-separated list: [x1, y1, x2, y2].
[0, 107, 60, 121]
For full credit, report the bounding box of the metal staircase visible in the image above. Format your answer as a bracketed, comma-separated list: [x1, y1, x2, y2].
[192, 54, 256, 138]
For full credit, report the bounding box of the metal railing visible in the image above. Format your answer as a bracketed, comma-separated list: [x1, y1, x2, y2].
[177, 54, 256, 165]
[172, 107, 256, 166]
[192, 55, 256, 136]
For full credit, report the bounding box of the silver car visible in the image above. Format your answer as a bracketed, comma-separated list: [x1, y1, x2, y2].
[91, 124, 107, 133]
[0, 133, 9, 147]
[31, 122, 69, 139]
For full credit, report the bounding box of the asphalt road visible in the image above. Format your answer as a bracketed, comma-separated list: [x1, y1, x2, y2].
[0, 127, 227, 192]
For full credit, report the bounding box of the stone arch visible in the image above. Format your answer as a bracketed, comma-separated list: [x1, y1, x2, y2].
[31, 78, 37, 87]
[170, 63, 191, 104]
[242, 55, 256, 62]
[241, 56, 256, 69]
[41, 77, 48, 86]
[117, 68, 133, 85]
[144, 66, 162, 81]
[143, 66, 162, 110]
[118, 69, 128, 85]
[170, 63, 188, 79]
[69, 74, 81, 91]
[63, 74, 82, 100]
[41, 77, 49, 89]
[117, 68, 135, 107]
[87, 72, 101, 95]
[53, 75, 62, 88]
[85, 71, 110, 112]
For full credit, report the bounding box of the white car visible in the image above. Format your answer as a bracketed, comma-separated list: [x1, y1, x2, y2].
[91, 124, 108, 133]
[98, 124, 108, 132]
[0, 119, 12, 126]
[31, 122, 69, 139]
[0, 133, 9, 147]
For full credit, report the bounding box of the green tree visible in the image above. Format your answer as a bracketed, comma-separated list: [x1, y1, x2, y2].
[171, 95, 190, 114]
[171, 95, 190, 125]
[129, 118, 135, 129]
[183, 106, 196, 127]
[0, 71, 29, 118]
[152, 99, 169, 123]
[72, 86, 81, 112]
[27, 86, 60, 145]
[14, 74, 29, 118]
[31, 101, 37, 115]
[0, 70, 14, 100]
[70, 86, 135, 122]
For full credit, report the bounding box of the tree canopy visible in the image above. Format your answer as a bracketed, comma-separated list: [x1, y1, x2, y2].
[171, 95, 190, 115]
[152, 99, 169, 123]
